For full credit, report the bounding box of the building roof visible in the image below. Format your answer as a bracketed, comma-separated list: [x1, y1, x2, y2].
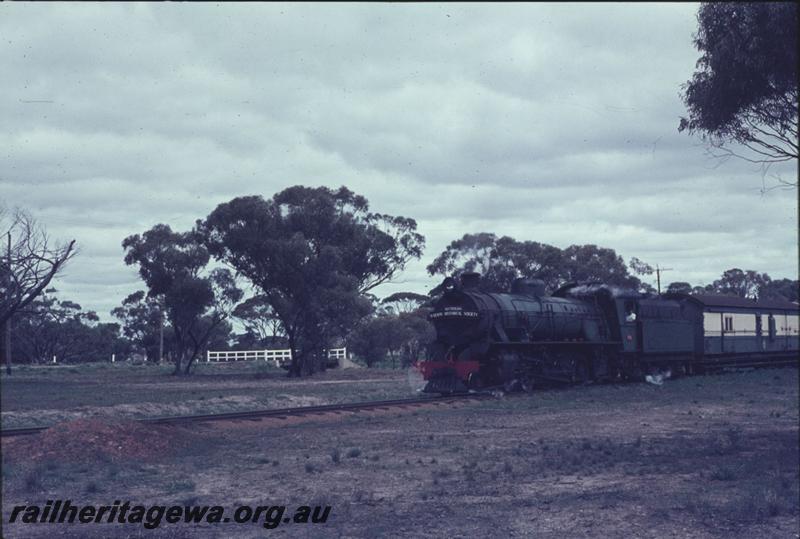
[686, 294, 799, 312]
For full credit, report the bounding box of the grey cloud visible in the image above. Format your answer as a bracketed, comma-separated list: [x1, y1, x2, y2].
[0, 3, 796, 320]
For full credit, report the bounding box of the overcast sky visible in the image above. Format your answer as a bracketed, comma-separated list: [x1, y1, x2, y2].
[1, 3, 797, 321]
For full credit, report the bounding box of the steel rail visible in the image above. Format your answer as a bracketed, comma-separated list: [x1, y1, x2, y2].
[2, 356, 795, 438]
[0, 395, 487, 439]
[701, 359, 798, 370]
[697, 352, 798, 370]
[0, 425, 49, 438]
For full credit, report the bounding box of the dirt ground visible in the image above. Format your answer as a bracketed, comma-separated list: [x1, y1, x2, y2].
[0, 362, 415, 429]
[2, 367, 798, 538]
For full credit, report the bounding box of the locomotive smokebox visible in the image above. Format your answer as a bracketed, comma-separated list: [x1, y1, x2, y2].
[460, 272, 481, 289]
[511, 278, 546, 297]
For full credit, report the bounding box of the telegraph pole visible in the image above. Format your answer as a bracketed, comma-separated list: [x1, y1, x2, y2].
[655, 264, 673, 295]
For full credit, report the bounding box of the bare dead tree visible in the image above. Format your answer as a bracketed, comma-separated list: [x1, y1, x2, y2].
[1, 206, 76, 374]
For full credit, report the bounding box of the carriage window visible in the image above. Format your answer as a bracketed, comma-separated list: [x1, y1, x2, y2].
[724, 316, 733, 332]
[768, 315, 776, 340]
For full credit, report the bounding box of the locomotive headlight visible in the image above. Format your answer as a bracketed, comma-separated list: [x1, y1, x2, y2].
[442, 277, 457, 292]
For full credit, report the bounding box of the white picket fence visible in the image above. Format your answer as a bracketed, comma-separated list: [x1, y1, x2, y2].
[206, 348, 347, 367]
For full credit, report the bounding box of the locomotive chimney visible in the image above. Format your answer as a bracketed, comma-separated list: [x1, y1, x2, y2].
[460, 272, 481, 289]
[511, 278, 546, 296]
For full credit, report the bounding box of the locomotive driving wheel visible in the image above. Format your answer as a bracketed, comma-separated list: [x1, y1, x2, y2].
[513, 361, 538, 393]
[467, 372, 485, 390]
[520, 374, 536, 393]
[572, 358, 590, 384]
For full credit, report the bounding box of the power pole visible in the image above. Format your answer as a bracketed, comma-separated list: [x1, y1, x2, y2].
[159, 298, 164, 363]
[655, 264, 673, 295]
[5, 231, 11, 375]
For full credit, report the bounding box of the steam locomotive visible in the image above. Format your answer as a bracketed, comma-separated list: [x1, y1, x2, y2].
[417, 272, 799, 393]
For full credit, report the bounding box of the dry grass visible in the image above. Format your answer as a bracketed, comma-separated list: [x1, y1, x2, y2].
[1, 368, 797, 538]
[1, 361, 411, 429]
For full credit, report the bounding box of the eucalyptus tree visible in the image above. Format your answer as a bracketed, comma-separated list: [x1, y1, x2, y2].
[380, 292, 430, 315]
[428, 233, 642, 293]
[231, 295, 284, 346]
[122, 224, 242, 374]
[200, 185, 425, 376]
[680, 2, 798, 175]
[111, 290, 174, 362]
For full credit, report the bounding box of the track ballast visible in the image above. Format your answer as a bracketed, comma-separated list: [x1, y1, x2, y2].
[0, 395, 488, 438]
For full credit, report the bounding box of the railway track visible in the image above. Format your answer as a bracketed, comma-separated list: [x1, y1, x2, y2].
[0, 395, 488, 439]
[2, 359, 793, 439]
[698, 353, 798, 372]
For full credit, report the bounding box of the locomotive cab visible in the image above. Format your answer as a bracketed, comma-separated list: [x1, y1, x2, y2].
[618, 298, 640, 353]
